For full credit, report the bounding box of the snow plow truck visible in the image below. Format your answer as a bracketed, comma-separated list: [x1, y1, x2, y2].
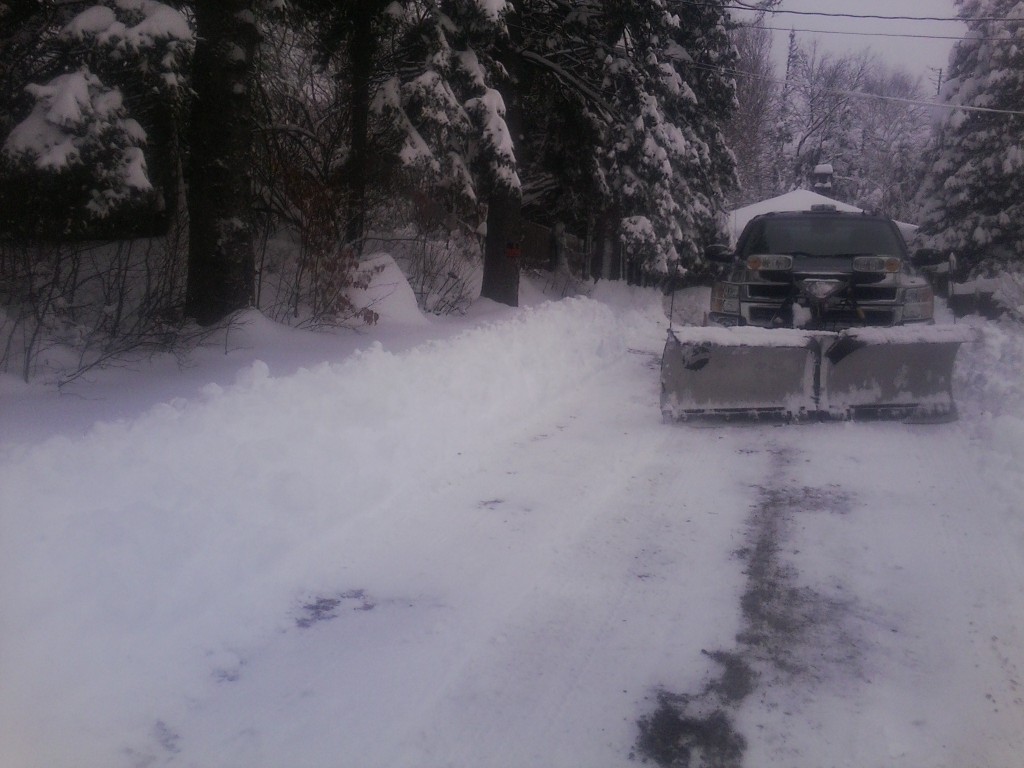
[661, 206, 972, 423]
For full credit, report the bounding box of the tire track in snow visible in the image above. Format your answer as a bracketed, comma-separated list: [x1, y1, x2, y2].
[774, 423, 1024, 768]
[635, 438, 859, 767]
[635, 423, 1024, 768]
[381, 344, 754, 767]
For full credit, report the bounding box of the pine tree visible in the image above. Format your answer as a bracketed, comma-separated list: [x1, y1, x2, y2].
[917, 0, 1024, 274]
[286, 0, 518, 301]
[0, 1, 193, 236]
[510, 0, 736, 279]
[289, 1, 512, 241]
[0, 1, 269, 325]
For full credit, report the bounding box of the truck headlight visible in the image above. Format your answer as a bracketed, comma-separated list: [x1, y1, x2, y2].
[711, 282, 740, 314]
[902, 285, 934, 320]
[853, 256, 902, 273]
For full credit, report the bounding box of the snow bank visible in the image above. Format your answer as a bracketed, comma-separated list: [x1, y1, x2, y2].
[0, 295, 666, 768]
[956, 316, 1024, 419]
[350, 251, 430, 326]
[951, 316, 1024, 519]
[2, 276, 1023, 768]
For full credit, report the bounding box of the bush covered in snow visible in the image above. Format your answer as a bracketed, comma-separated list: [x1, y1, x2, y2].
[0, 0, 192, 237]
[372, 227, 483, 316]
[2, 70, 155, 234]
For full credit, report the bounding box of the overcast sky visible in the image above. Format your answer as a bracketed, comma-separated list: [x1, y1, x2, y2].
[742, 0, 966, 92]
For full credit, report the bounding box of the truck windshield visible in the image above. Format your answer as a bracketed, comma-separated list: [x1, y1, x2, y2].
[739, 216, 906, 258]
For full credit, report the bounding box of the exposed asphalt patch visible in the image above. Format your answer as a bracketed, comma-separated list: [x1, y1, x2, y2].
[296, 590, 376, 628]
[633, 653, 753, 768]
[736, 478, 857, 679]
[634, 444, 859, 767]
[634, 688, 747, 768]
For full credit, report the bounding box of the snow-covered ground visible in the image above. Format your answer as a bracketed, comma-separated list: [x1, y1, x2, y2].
[2, 266, 1023, 768]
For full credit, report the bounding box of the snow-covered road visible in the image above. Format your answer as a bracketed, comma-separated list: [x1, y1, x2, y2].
[2, 283, 1022, 767]
[717, 424, 1024, 768]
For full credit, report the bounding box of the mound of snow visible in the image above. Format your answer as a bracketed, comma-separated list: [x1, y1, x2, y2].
[0, 294, 670, 767]
[350, 252, 429, 326]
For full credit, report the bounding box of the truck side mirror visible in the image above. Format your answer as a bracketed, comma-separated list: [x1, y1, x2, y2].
[704, 244, 734, 264]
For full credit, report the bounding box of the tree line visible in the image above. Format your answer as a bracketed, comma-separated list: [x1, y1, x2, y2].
[0, 0, 1020, 380]
[0, 0, 742, 325]
[728, 0, 1023, 277]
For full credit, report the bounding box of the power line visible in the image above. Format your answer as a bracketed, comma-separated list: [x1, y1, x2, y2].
[752, 8, 976, 23]
[747, 25, 977, 43]
[680, 0, 1012, 24]
[835, 88, 1024, 117]
[681, 58, 1024, 117]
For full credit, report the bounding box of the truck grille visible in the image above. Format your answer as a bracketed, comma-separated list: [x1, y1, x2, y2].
[852, 286, 898, 301]
[748, 305, 897, 327]
[747, 284, 791, 300]
[748, 306, 787, 323]
[747, 283, 898, 302]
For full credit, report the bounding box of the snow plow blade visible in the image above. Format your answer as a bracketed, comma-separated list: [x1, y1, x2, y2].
[820, 326, 973, 422]
[660, 328, 820, 421]
[660, 326, 972, 423]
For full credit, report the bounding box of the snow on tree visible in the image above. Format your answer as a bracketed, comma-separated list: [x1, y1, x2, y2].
[776, 43, 873, 197]
[61, 0, 193, 92]
[288, 0, 512, 248]
[288, 0, 518, 304]
[375, 1, 517, 214]
[0, 0, 193, 233]
[510, 0, 736, 277]
[725, 20, 780, 207]
[4, 69, 151, 219]
[625, 0, 736, 272]
[917, 0, 1024, 274]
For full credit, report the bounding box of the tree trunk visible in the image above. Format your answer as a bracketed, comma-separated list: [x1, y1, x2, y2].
[480, 39, 524, 307]
[344, 1, 377, 254]
[589, 209, 620, 281]
[185, 0, 258, 325]
[481, 189, 522, 306]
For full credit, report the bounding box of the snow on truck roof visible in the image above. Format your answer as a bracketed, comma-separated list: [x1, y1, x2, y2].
[728, 190, 918, 243]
